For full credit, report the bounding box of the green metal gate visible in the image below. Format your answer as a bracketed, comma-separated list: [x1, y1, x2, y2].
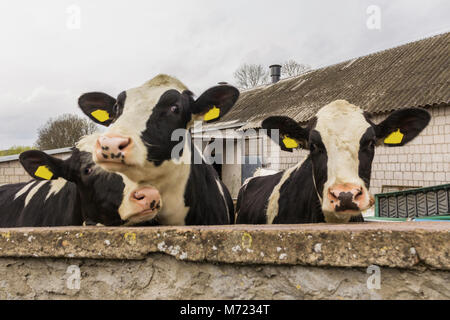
[373, 184, 450, 221]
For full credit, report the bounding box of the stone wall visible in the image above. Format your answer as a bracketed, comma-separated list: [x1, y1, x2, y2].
[0, 223, 449, 299]
[1, 254, 449, 300]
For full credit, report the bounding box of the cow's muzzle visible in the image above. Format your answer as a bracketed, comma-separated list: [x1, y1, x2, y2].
[326, 183, 373, 213]
[123, 186, 162, 224]
[95, 134, 132, 165]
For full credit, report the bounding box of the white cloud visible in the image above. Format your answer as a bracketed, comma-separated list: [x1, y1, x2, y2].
[0, 87, 82, 149]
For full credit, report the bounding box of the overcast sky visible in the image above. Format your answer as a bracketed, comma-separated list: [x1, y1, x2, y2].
[0, 0, 448, 149]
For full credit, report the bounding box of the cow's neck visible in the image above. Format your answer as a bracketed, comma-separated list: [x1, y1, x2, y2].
[266, 160, 306, 223]
[155, 165, 191, 225]
[288, 157, 325, 222]
[268, 156, 328, 224]
[146, 132, 192, 225]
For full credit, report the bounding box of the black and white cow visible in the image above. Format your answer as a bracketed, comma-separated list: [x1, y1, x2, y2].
[77, 74, 238, 225]
[0, 135, 161, 227]
[236, 100, 430, 224]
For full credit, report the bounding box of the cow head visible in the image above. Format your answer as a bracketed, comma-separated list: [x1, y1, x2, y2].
[77, 74, 239, 182]
[19, 136, 162, 225]
[263, 100, 430, 222]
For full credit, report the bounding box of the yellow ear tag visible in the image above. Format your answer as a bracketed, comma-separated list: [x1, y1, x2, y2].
[35, 166, 53, 180]
[282, 136, 299, 149]
[384, 129, 404, 145]
[91, 109, 110, 123]
[203, 106, 220, 121]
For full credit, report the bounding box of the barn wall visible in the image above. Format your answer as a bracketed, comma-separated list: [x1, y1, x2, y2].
[0, 152, 72, 185]
[0, 161, 30, 185]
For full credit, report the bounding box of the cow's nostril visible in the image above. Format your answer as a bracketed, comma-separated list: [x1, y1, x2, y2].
[97, 135, 131, 162]
[355, 189, 363, 199]
[119, 138, 130, 150]
[133, 192, 145, 201]
[130, 186, 162, 215]
[328, 189, 339, 200]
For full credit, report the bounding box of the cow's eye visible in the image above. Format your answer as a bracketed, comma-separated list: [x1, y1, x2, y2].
[367, 140, 376, 149]
[170, 105, 179, 113]
[84, 167, 93, 175]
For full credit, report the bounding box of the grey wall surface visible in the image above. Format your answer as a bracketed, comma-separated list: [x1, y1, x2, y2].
[1, 254, 449, 300]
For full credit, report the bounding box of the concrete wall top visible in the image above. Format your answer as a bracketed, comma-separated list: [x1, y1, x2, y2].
[0, 222, 448, 270]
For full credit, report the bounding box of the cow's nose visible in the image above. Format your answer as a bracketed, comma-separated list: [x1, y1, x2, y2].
[328, 183, 365, 211]
[96, 135, 131, 162]
[131, 187, 162, 213]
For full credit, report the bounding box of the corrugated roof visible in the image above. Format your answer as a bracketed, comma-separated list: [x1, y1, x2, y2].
[215, 32, 450, 129]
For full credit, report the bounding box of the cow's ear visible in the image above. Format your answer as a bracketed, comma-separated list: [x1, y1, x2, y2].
[375, 108, 430, 147]
[19, 150, 65, 181]
[262, 116, 310, 152]
[190, 85, 240, 123]
[78, 92, 117, 126]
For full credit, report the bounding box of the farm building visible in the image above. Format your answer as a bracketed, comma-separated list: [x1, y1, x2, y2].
[0, 147, 72, 185]
[194, 32, 450, 199]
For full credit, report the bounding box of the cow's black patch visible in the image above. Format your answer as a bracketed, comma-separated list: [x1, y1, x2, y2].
[74, 151, 125, 226]
[235, 172, 284, 224]
[142, 90, 193, 166]
[184, 143, 234, 225]
[140, 85, 239, 167]
[275, 158, 325, 223]
[358, 126, 376, 188]
[262, 116, 310, 152]
[0, 180, 81, 227]
[308, 130, 328, 198]
[375, 108, 431, 146]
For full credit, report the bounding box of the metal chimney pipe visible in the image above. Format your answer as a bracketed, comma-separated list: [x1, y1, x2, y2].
[269, 64, 282, 83]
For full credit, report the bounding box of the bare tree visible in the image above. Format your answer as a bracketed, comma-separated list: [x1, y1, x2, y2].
[282, 60, 311, 78]
[34, 114, 98, 150]
[233, 64, 269, 89]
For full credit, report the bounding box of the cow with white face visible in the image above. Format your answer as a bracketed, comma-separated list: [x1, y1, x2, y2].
[78, 74, 239, 225]
[236, 100, 430, 224]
